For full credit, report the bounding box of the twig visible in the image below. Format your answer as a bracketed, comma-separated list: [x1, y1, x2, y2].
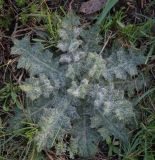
[69, 0, 74, 11]
[99, 32, 115, 54]
[45, 150, 55, 160]
[12, 15, 19, 38]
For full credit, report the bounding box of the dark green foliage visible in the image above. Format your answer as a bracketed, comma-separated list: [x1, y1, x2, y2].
[15, 0, 26, 7]
[0, 83, 21, 111]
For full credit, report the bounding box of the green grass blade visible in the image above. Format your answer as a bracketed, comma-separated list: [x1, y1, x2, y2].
[97, 0, 118, 25]
[134, 88, 155, 106]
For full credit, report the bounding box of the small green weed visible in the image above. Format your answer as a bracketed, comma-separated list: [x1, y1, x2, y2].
[101, 10, 154, 46]
[0, 114, 39, 159]
[101, 10, 125, 32]
[32, 7, 62, 47]
[106, 136, 119, 157]
[15, 0, 27, 7]
[32, 4, 65, 48]
[18, 1, 40, 24]
[121, 90, 155, 160]
[0, 0, 4, 9]
[121, 118, 155, 160]
[0, 83, 22, 111]
[12, 121, 38, 141]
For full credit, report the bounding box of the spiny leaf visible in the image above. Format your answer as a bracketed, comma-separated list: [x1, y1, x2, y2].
[9, 12, 150, 159]
[71, 118, 100, 157]
[92, 85, 134, 121]
[81, 25, 102, 52]
[35, 107, 71, 151]
[91, 85, 134, 143]
[57, 12, 85, 63]
[91, 114, 129, 143]
[11, 37, 64, 87]
[20, 74, 54, 100]
[102, 48, 145, 80]
[67, 79, 89, 99]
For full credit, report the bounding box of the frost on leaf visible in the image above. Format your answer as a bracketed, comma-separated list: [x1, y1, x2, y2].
[67, 79, 89, 99]
[66, 52, 106, 82]
[114, 73, 151, 97]
[91, 85, 134, 143]
[57, 12, 86, 63]
[87, 52, 106, 79]
[11, 37, 64, 88]
[93, 85, 134, 121]
[35, 108, 71, 151]
[103, 48, 145, 80]
[20, 74, 54, 100]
